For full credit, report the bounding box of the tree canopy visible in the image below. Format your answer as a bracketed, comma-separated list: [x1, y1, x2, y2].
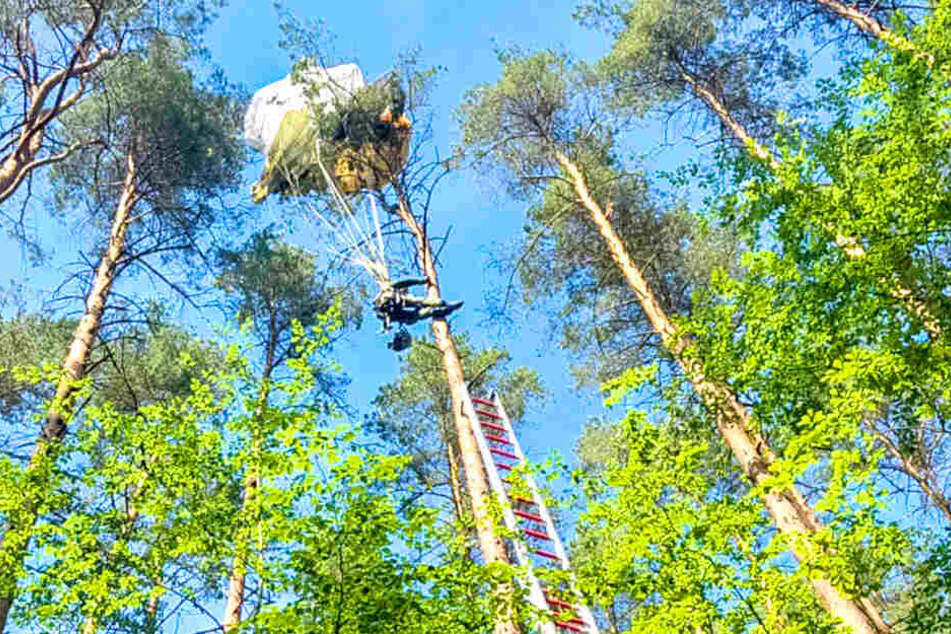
[2, 1, 951, 633]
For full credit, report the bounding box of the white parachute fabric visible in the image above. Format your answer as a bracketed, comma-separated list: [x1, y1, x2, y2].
[243, 62, 366, 155]
[244, 61, 397, 290]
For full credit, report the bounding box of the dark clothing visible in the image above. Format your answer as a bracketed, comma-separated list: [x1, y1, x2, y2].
[374, 279, 463, 330]
[388, 328, 412, 351]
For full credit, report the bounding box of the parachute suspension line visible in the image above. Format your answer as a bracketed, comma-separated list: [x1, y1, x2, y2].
[293, 141, 392, 291]
[287, 140, 462, 345]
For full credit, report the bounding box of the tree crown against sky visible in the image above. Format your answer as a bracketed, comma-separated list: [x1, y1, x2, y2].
[216, 230, 362, 372]
[371, 336, 544, 495]
[1, 1, 951, 633]
[0, 0, 230, 234]
[455, 4, 951, 633]
[457, 50, 739, 383]
[51, 35, 244, 238]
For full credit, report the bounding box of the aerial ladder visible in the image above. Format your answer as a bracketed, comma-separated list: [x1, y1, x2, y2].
[462, 390, 600, 634]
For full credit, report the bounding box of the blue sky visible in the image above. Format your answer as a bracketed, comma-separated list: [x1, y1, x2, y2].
[0, 0, 625, 468]
[200, 0, 624, 468]
[0, 2, 908, 632]
[0, 0, 719, 538]
[0, 4, 714, 621]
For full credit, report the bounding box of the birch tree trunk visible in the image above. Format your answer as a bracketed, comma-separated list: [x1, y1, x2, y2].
[392, 194, 520, 634]
[555, 150, 890, 634]
[0, 152, 138, 634]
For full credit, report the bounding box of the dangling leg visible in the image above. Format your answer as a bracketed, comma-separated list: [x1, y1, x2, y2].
[420, 300, 463, 320]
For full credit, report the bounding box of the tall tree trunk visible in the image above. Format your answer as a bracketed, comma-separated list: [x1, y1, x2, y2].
[223, 321, 278, 632]
[81, 455, 156, 634]
[81, 613, 98, 634]
[392, 194, 520, 634]
[0, 153, 138, 634]
[811, 0, 890, 38]
[680, 73, 780, 171]
[0, 127, 45, 204]
[554, 150, 890, 634]
[445, 434, 469, 525]
[814, 0, 943, 69]
[442, 414, 475, 559]
[0, 124, 81, 208]
[222, 472, 260, 631]
[43, 152, 139, 442]
[144, 591, 160, 634]
[0, 4, 116, 208]
[682, 71, 942, 338]
[808, 0, 929, 61]
[683, 71, 951, 521]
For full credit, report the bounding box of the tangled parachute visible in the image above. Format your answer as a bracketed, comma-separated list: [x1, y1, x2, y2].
[243, 62, 462, 349]
[245, 61, 410, 203]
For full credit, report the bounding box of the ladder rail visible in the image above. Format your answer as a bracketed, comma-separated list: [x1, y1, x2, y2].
[461, 388, 557, 634]
[490, 392, 570, 570]
[490, 392, 601, 634]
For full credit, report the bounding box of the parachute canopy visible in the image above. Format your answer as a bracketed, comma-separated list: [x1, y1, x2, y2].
[245, 61, 411, 203]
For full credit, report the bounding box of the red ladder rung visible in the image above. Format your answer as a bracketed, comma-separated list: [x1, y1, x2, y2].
[522, 527, 551, 541]
[490, 447, 519, 460]
[550, 610, 584, 625]
[513, 509, 544, 523]
[545, 595, 574, 610]
[473, 390, 591, 632]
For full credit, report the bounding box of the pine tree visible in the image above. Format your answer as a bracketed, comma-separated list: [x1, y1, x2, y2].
[371, 336, 544, 526]
[272, 32, 523, 626]
[0, 35, 242, 631]
[0, 0, 223, 212]
[215, 231, 357, 631]
[458, 50, 890, 634]
[580, 0, 951, 529]
[583, 0, 944, 340]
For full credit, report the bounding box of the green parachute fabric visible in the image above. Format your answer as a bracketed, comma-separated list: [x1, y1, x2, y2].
[245, 63, 410, 203]
[251, 109, 322, 203]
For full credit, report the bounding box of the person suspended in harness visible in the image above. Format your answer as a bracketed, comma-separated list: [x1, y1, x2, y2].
[373, 278, 463, 331]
